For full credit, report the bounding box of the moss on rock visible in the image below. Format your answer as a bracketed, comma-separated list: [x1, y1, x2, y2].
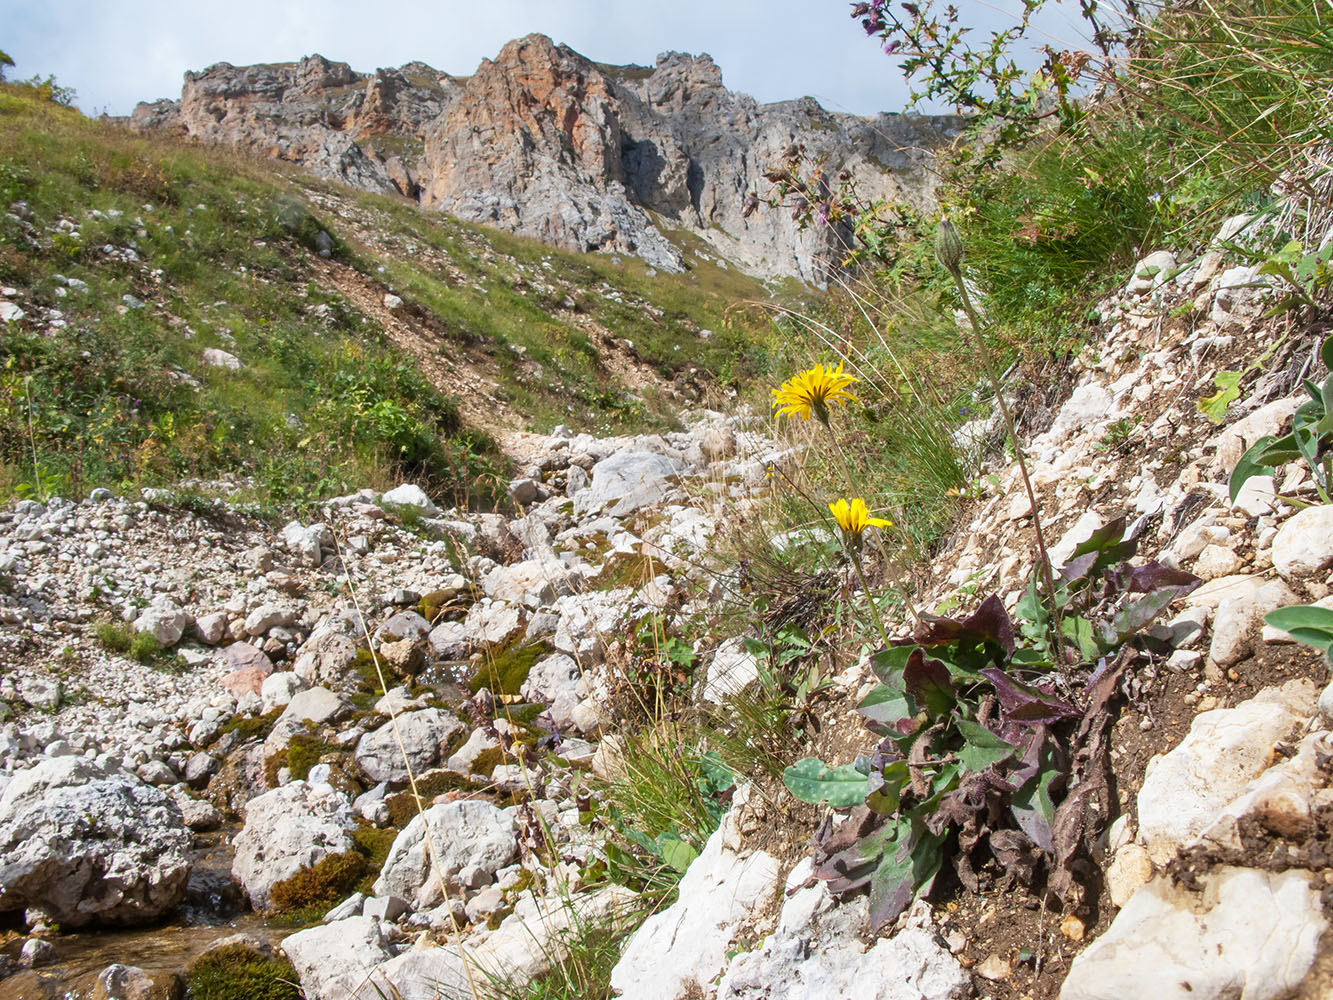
[185, 945, 300, 1000]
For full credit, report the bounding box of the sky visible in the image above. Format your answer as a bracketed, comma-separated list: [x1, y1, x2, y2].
[1, 1, 1098, 119]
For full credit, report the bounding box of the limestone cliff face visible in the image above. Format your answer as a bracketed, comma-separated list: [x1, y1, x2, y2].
[132, 37, 962, 281]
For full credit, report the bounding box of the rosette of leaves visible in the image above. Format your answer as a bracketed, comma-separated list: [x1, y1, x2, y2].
[783, 515, 1200, 930]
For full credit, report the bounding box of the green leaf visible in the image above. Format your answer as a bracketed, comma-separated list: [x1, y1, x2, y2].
[1264, 605, 1333, 655]
[1321, 337, 1333, 372]
[698, 752, 737, 796]
[956, 718, 1017, 772]
[656, 833, 699, 874]
[858, 683, 915, 735]
[1229, 434, 1282, 502]
[867, 813, 946, 932]
[1198, 370, 1244, 424]
[783, 757, 871, 807]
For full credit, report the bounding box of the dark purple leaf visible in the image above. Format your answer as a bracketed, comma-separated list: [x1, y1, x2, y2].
[912, 594, 1015, 653]
[905, 649, 955, 719]
[1127, 562, 1202, 595]
[980, 668, 1079, 723]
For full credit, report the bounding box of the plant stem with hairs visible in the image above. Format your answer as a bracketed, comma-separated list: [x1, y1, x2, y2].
[935, 219, 1063, 662]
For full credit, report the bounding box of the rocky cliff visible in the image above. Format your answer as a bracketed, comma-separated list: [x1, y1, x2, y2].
[130, 37, 962, 282]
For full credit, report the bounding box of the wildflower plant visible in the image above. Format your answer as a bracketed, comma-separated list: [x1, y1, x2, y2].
[771, 362, 858, 425]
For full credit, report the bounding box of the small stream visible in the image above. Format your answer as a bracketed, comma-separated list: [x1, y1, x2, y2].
[0, 829, 289, 999]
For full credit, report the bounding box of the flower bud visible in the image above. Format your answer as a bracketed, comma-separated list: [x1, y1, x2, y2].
[935, 218, 965, 276]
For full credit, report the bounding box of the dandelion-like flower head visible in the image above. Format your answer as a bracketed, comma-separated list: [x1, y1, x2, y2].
[829, 497, 892, 537]
[771, 363, 858, 424]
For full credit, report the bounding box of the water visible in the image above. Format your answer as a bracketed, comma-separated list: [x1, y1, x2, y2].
[0, 829, 289, 998]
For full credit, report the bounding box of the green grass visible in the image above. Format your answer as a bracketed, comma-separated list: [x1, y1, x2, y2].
[90, 620, 187, 672]
[0, 81, 785, 506]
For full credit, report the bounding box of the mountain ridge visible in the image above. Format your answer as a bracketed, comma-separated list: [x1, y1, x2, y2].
[128, 34, 963, 283]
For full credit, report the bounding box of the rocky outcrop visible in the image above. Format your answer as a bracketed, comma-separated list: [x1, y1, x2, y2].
[130, 37, 960, 280]
[0, 757, 192, 927]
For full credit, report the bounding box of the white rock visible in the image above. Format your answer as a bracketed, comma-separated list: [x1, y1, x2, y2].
[231, 780, 357, 911]
[575, 450, 686, 518]
[202, 347, 243, 370]
[1271, 504, 1333, 579]
[355, 709, 468, 784]
[383, 293, 404, 310]
[0, 757, 192, 926]
[131, 602, 191, 647]
[1209, 579, 1298, 667]
[1192, 544, 1243, 580]
[700, 637, 760, 703]
[1061, 868, 1325, 1000]
[261, 671, 307, 714]
[1048, 511, 1105, 569]
[382, 484, 440, 517]
[1124, 250, 1177, 295]
[283, 915, 392, 1000]
[610, 790, 781, 1000]
[718, 881, 968, 1000]
[1231, 474, 1278, 517]
[1210, 397, 1301, 474]
[373, 800, 518, 908]
[1137, 679, 1318, 864]
[0, 301, 25, 323]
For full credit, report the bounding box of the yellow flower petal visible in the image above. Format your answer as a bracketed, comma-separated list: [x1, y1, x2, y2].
[772, 363, 858, 421]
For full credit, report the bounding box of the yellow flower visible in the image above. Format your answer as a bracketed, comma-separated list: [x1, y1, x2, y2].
[771, 363, 857, 424]
[829, 497, 892, 536]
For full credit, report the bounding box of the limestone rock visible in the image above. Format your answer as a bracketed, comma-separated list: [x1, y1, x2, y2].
[700, 637, 759, 703]
[1060, 868, 1325, 1000]
[231, 779, 357, 911]
[1137, 679, 1318, 863]
[611, 790, 781, 1000]
[282, 915, 392, 1000]
[575, 449, 687, 518]
[1271, 504, 1333, 579]
[382, 483, 440, 517]
[1208, 579, 1298, 667]
[0, 757, 192, 927]
[373, 800, 517, 907]
[717, 878, 968, 1000]
[354, 708, 468, 783]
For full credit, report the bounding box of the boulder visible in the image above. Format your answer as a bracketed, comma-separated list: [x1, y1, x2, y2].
[1060, 868, 1325, 1000]
[0, 757, 191, 926]
[283, 915, 392, 1000]
[354, 708, 468, 783]
[131, 600, 192, 647]
[382, 483, 440, 517]
[293, 629, 361, 689]
[574, 450, 686, 518]
[1137, 679, 1318, 863]
[374, 800, 518, 908]
[231, 780, 357, 911]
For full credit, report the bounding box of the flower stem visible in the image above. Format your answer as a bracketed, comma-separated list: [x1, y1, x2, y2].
[948, 270, 1064, 664]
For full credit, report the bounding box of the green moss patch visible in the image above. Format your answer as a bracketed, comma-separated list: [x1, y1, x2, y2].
[220, 707, 283, 742]
[384, 769, 474, 827]
[469, 640, 551, 695]
[267, 850, 367, 912]
[185, 945, 300, 1000]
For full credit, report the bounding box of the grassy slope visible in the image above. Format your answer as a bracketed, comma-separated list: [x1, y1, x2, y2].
[0, 84, 786, 509]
